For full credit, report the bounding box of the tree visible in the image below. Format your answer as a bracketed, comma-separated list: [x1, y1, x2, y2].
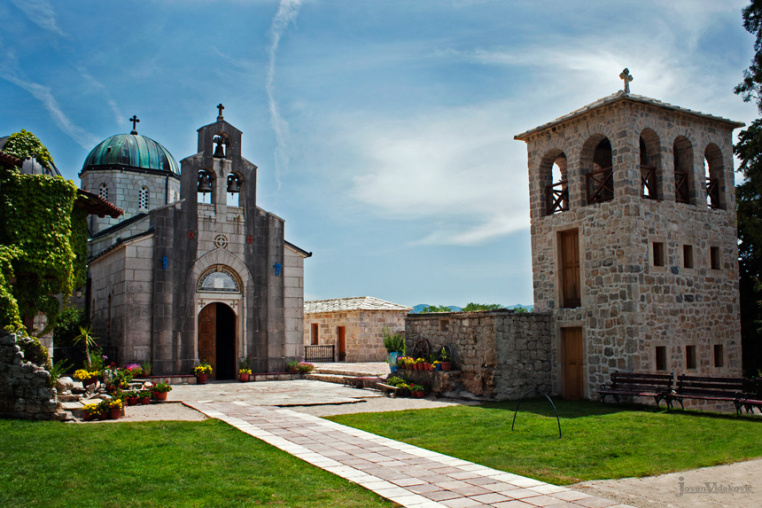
[420, 305, 452, 313]
[735, 0, 762, 375]
[462, 303, 503, 312]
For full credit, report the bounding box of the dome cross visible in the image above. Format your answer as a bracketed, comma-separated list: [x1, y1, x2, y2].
[129, 115, 140, 135]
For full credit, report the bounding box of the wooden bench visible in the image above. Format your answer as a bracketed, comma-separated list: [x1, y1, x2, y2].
[737, 378, 762, 414]
[666, 375, 752, 415]
[599, 371, 673, 406]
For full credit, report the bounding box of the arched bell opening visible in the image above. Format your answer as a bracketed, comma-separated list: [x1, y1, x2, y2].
[197, 168, 214, 204]
[226, 172, 243, 207]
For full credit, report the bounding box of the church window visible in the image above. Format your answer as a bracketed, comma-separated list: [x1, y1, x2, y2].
[710, 246, 720, 270]
[640, 129, 662, 200]
[542, 151, 568, 215]
[583, 137, 613, 205]
[197, 266, 241, 293]
[682, 245, 693, 269]
[139, 186, 149, 209]
[559, 229, 581, 308]
[99, 183, 108, 201]
[673, 136, 693, 204]
[685, 345, 697, 369]
[655, 346, 667, 371]
[713, 344, 724, 368]
[652, 242, 665, 267]
[704, 144, 724, 209]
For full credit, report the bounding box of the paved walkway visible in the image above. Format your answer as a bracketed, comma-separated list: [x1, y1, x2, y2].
[188, 401, 632, 508]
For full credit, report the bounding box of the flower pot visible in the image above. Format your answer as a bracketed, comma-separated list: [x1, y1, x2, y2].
[412, 391, 425, 398]
[126, 397, 139, 406]
[389, 366, 398, 374]
[141, 396, 151, 405]
[239, 373, 250, 382]
[441, 362, 452, 371]
[99, 411, 108, 420]
[110, 407, 121, 420]
[196, 373, 208, 384]
[435, 364, 442, 371]
[154, 391, 168, 401]
[82, 410, 93, 421]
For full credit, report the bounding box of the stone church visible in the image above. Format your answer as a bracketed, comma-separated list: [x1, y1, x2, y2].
[81, 106, 310, 377]
[515, 73, 743, 399]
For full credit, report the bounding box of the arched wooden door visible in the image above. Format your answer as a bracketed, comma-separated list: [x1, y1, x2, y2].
[198, 303, 236, 380]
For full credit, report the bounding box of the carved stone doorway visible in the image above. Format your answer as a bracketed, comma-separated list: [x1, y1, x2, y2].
[198, 303, 237, 380]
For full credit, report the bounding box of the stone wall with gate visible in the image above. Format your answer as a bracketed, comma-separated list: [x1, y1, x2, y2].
[405, 310, 553, 399]
[0, 333, 60, 420]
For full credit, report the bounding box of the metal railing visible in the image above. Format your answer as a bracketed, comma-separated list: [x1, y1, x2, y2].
[304, 345, 335, 362]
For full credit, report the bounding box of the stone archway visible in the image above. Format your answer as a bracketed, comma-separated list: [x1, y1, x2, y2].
[198, 302, 237, 380]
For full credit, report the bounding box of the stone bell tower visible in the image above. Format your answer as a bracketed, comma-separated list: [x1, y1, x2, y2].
[515, 70, 743, 401]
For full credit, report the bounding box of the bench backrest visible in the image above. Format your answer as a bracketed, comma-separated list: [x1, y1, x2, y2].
[676, 375, 746, 396]
[610, 371, 673, 389]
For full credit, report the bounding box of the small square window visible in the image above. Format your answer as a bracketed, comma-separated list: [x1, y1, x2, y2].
[655, 346, 667, 371]
[710, 246, 720, 270]
[714, 344, 724, 368]
[686, 345, 697, 370]
[440, 319, 449, 332]
[683, 245, 693, 269]
[653, 242, 665, 267]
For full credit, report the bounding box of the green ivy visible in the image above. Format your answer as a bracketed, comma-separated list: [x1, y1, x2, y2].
[0, 131, 83, 337]
[1, 130, 54, 170]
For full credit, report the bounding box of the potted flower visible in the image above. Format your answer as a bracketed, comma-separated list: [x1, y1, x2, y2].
[410, 384, 425, 398]
[286, 361, 299, 374]
[81, 402, 101, 421]
[239, 368, 252, 382]
[439, 347, 452, 371]
[297, 362, 315, 374]
[194, 361, 212, 383]
[415, 358, 425, 370]
[433, 360, 441, 371]
[108, 398, 123, 419]
[125, 390, 140, 406]
[139, 390, 152, 405]
[152, 382, 172, 400]
[141, 361, 152, 376]
[382, 327, 405, 372]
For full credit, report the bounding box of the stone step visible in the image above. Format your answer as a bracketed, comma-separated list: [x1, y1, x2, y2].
[306, 373, 384, 389]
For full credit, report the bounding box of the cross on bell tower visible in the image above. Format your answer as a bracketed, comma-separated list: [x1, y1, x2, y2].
[129, 115, 140, 135]
[217, 103, 224, 121]
[619, 68, 633, 94]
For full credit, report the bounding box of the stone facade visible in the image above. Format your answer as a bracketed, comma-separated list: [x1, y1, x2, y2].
[304, 297, 410, 362]
[515, 91, 743, 400]
[85, 110, 310, 377]
[405, 311, 552, 399]
[0, 333, 60, 420]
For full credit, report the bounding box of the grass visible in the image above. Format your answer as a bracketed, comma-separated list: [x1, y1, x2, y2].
[0, 419, 395, 507]
[329, 398, 762, 485]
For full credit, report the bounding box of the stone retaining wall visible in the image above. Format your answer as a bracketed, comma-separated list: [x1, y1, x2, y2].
[405, 311, 553, 399]
[0, 333, 60, 420]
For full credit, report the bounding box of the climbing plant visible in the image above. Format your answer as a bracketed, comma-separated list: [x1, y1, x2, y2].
[0, 131, 84, 337]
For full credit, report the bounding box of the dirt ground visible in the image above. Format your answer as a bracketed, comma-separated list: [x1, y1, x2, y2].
[72, 386, 761, 508]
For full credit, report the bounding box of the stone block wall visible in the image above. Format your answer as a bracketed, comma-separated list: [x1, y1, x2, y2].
[305, 310, 407, 362]
[405, 311, 552, 399]
[0, 333, 60, 420]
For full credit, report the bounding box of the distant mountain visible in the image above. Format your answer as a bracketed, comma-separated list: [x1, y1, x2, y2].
[411, 304, 533, 314]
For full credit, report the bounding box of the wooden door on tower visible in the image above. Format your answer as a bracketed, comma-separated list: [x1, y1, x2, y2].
[198, 304, 217, 377]
[337, 326, 346, 362]
[563, 327, 584, 400]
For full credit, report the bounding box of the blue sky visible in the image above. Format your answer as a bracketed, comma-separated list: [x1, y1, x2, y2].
[1, 0, 758, 308]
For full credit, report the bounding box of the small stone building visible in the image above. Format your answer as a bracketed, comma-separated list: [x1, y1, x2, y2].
[82, 107, 310, 377]
[303, 297, 411, 362]
[514, 83, 743, 400]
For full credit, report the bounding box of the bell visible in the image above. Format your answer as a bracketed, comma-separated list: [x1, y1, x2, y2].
[227, 174, 241, 193]
[213, 137, 225, 158]
[198, 172, 213, 193]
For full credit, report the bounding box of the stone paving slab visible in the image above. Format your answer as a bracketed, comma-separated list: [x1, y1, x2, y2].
[188, 401, 633, 508]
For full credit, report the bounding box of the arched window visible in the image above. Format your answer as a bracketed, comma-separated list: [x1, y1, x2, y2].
[582, 136, 613, 205]
[99, 183, 108, 201]
[138, 186, 149, 209]
[704, 144, 725, 209]
[673, 136, 693, 204]
[640, 129, 662, 200]
[540, 150, 568, 215]
[197, 265, 242, 293]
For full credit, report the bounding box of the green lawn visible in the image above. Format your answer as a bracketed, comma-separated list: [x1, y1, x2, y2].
[329, 399, 762, 485]
[0, 419, 395, 507]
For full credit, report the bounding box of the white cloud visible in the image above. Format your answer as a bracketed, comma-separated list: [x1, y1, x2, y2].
[78, 69, 124, 127]
[10, 0, 65, 36]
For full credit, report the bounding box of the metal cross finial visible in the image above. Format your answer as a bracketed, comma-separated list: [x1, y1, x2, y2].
[129, 115, 140, 134]
[619, 68, 633, 94]
[217, 103, 224, 120]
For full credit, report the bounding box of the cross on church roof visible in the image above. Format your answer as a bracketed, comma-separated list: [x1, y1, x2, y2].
[217, 103, 224, 121]
[129, 115, 140, 135]
[619, 68, 633, 94]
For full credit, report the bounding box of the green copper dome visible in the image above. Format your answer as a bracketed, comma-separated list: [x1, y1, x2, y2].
[82, 133, 180, 175]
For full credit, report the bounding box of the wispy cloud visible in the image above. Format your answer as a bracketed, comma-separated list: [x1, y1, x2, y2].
[1, 73, 99, 149]
[10, 0, 65, 37]
[267, 0, 302, 187]
[78, 69, 124, 127]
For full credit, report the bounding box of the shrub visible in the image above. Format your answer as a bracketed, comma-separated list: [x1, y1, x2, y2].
[382, 327, 405, 353]
[297, 362, 315, 374]
[153, 382, 172, 393]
